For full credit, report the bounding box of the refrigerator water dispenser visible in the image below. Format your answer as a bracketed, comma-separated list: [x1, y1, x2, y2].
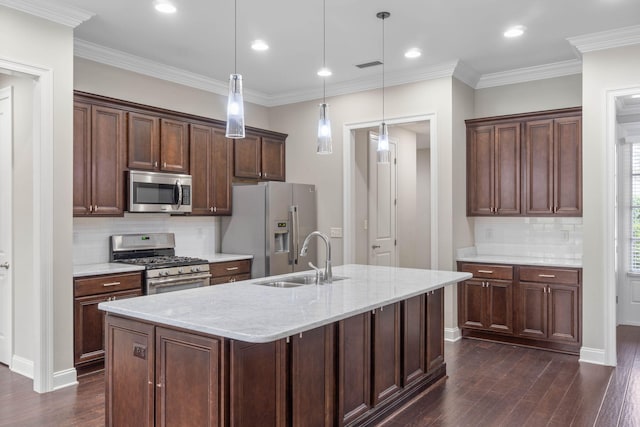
[273, 220, 290, 253]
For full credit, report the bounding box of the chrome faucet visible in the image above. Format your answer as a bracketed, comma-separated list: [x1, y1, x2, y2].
[300, 231, 332, 283]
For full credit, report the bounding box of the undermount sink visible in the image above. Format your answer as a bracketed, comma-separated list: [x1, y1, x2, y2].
[254, 275, 347, 288]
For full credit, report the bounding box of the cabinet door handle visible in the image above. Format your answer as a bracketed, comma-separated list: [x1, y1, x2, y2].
[477, 270, 493, 274]
[538, 274, 556, 278]
[214, 207, 217, 213]
[210, 207, 214, 212]
[264, 172, 268, 178]
[102, 281, 121, 287]
[89, 205, 93, 213]
[163, 162, 167, 168]
[226, 266, 239, 271]
[154, 161, 158, 168]
[94, 205, 98, 212]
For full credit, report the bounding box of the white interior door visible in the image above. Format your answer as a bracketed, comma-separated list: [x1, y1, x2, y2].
[368, 132, 397, 266]
[0, 86, 13, 365]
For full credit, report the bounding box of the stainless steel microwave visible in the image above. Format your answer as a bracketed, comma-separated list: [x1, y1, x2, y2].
[128, 170, 192, 213]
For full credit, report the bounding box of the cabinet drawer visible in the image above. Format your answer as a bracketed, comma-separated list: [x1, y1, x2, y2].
[212, 273, 251, 285]
[74, 272, 143, 297]
[210, 260, 251, 277]
[519, 267, 580, 285]
[459, 263, 513, 280]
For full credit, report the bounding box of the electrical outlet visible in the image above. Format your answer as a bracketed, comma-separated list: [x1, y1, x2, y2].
[330, 227, 343, 238]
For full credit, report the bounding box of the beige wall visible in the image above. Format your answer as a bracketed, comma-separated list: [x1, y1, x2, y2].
[474, 74, 583, 118]
[582, 44, 640, 358]
[354, 129, 369, 264]
[268, 78, 456, 270]
[74, 58, 270, 129]
[0, 6, 74, 374]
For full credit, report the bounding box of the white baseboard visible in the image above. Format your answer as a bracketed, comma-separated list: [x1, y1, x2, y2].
[444, 327, 461, 342]
[53, 368, 78, 390]
[11, 355, 34, 379]
[579, 346, 607, 366]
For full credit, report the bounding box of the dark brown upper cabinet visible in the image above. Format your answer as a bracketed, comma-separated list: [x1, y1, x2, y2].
[128, 113, 189, 173]
[234, 133, 285, 181]
[466, 107, 582, 217]
[190, 124, 233, 215]
[73, 101, 126, 216]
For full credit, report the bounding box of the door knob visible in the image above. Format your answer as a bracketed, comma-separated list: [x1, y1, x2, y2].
[371, 245, 381, 249]
[0, 262, 9, 269]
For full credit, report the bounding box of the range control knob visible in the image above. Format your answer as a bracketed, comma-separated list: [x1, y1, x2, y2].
[162, 271, 169, 277]
[191, 266, 200, 272]
[177, 268, 183, 274]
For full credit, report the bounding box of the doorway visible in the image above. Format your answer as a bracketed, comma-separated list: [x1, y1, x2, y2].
[615, 91, 640, 327]
[0, 85, 12, 366]
[344, 114, 435, 268]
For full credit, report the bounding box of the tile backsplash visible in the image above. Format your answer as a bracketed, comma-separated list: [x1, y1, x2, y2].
[473, 217, 583, 260]
[73, 214, 220, 265]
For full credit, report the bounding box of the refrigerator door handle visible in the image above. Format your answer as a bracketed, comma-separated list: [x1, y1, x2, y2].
[290, 205, 299, 265]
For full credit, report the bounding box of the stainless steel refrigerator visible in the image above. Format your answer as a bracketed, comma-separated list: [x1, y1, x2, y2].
[220, 182, 317, 278]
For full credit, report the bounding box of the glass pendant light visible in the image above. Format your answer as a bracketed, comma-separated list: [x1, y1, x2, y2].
[316, 0, 332, 154]
[376, 11, 390, 163]
[226, 0, 245, 138]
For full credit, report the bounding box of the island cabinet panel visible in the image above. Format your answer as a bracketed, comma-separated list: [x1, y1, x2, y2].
[155, 328, 221, 427]
[401, 295, 425, 386]
[289, 325, 335, 427]
[229, 340, 287, 427]
[426, 289, 444, 372]
[105, 316, 155, 427]
[372, 303, 402, 405]
[337, 312, 372, 425]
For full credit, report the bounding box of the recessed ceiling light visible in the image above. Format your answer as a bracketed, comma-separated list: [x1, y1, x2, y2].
[251, 40, 269, 51]
[317, 67, 332, 77]
[404, 48, 422, 59]
[154, 1, 176, 14]
[504, 25, 525, 38]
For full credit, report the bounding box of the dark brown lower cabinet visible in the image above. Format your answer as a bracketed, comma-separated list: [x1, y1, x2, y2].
[459, 262, 581, 354]
[289, 325, 335, 427]
[104, 288, 448, 426]
[426, 289, 445, 372]
[156, 328, 221, 427]
[338, 312, 372, 425]
[229, 340, 287, 427]
[105, 316, 155, 427]
[372, 304, 402, 405]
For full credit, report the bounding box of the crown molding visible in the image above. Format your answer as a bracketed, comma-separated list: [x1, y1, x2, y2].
[568, 24, 640, 54]
[0, 0, 94, 27]
[452, 61, 481, 88]
[476, 59, 582, 89]
[74, 39, 270, 105]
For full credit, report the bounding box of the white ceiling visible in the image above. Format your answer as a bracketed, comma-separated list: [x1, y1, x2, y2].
[6, 0, 640, 106]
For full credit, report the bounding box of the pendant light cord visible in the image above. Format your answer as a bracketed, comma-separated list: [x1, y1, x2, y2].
[322, 0, 326, 102]
[234, 0, 237, 74]
[382, 13, 385, 123]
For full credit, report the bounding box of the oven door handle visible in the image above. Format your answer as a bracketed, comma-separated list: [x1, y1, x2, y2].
[147, 272, 212, 287]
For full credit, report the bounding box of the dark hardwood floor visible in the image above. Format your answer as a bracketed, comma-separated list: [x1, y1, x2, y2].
[0, 326, 638, 426]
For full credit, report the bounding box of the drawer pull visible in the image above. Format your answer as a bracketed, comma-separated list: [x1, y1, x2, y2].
[477, 270, 493, 274]
[226, 266, 239, 271]
[538, 274, 556, 278]
[102, 281, 121, 287]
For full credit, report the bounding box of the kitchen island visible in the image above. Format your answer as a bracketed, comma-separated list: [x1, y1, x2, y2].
[99, 264, 471, 426]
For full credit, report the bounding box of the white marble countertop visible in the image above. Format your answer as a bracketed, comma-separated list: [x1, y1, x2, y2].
[456, 254, 582, 268]
[73, 263, 146, 277]
[73, 253, 253, 277]
[99, 264, 471, 343]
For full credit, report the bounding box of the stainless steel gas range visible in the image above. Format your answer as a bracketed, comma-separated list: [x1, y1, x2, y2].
[111, 233, 211, 295]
